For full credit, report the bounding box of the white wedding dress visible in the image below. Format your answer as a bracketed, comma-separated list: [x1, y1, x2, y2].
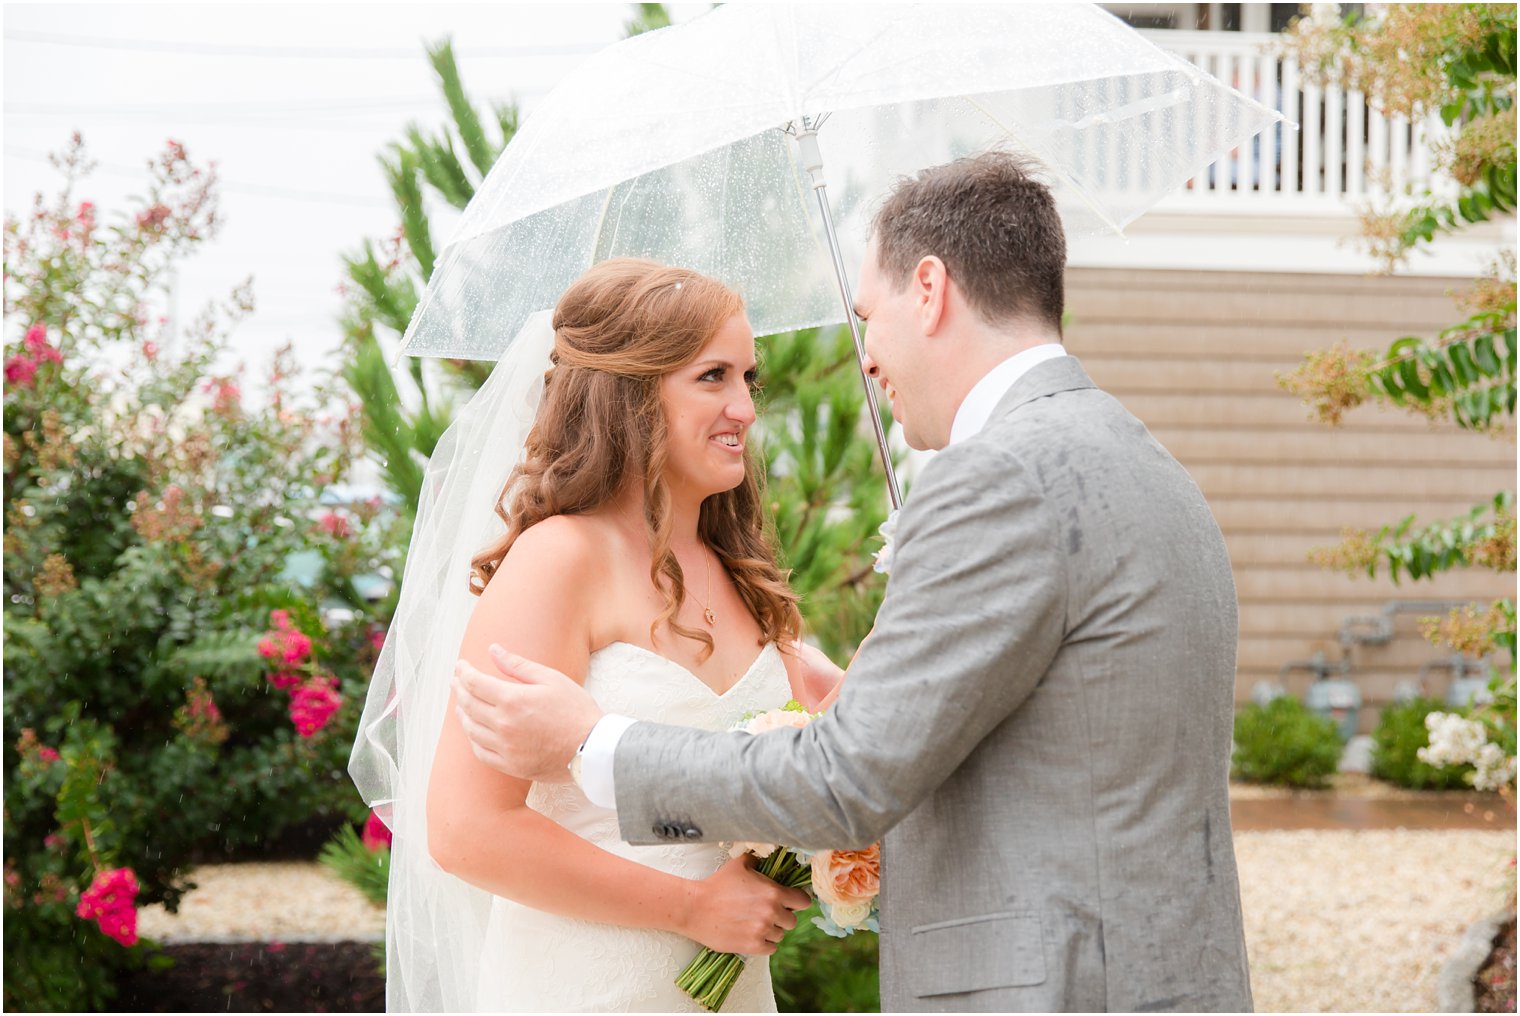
[474, 640, 788, 1013]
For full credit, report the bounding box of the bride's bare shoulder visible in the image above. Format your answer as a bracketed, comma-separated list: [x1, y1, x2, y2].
[468, 515, 613, 645]
[495, 513, 611, 578]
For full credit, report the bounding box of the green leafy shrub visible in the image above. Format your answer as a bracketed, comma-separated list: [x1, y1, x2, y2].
[1371, 697, 1476, 790]
[770, 903, 880, 1013]
[319, 818, 391, 908]
[2, 137, 399, 1010]
[1231, 697, 1343, 789]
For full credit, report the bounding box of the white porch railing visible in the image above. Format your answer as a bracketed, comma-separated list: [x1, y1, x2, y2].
[1142, 29, 1453, 215]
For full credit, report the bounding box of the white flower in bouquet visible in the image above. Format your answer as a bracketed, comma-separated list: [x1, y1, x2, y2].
[826, 898, 875, 930]
[725, 840, 778, 860]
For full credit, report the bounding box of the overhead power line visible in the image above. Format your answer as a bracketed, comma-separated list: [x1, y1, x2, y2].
[4, 29, 608, 60]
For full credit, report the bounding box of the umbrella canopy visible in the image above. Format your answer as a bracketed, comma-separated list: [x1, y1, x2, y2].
[401, 3, 1282, 360]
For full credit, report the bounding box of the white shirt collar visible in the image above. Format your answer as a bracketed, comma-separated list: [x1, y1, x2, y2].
[948, 344, 1069, 445]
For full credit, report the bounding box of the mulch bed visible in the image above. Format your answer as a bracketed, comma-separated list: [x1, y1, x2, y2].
[1477, 914, 1517, 1014]
[111, 941, 383, 1013]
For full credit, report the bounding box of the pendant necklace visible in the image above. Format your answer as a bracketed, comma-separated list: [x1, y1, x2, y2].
[699, 549, 717, 626]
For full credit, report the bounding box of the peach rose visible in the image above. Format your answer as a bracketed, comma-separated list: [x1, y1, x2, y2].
[811, 843, 881, 928]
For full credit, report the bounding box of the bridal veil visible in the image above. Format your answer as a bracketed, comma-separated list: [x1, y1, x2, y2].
[349, 311, 556, 1012]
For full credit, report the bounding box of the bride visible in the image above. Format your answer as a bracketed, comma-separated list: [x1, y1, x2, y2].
[352, 258, 839, 1012]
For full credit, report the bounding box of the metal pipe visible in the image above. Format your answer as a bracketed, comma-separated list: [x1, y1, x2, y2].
[788, 122, 903, 512]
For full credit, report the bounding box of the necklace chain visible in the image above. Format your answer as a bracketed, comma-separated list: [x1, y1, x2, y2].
[699, 548, 716, 626]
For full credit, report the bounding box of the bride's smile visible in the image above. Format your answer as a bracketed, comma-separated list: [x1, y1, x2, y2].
[658, 311, 758, 499]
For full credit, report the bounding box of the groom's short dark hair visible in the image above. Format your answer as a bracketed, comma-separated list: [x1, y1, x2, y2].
[871, 152, 1066, 333]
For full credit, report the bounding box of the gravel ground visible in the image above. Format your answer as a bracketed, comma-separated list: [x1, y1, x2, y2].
[137, 862, 384, 943]
[1235, 830, 1515, 1013]
[140, 831, 1516, 1012]
[1227, 773, 1494, 801]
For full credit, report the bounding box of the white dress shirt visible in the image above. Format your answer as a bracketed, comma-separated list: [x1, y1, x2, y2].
[575, 344, 1071, 807]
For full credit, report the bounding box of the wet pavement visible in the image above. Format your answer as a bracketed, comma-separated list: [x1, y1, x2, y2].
[1230, 792, 1516, 831]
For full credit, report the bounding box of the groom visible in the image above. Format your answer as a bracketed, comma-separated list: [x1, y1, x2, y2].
[454, 152, 1253, 1012]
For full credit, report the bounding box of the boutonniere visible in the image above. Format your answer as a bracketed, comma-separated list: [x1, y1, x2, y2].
[871, 509, 900, 576]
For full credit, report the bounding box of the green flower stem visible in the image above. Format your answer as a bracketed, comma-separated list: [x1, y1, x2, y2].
[675, 848, 815, 1011]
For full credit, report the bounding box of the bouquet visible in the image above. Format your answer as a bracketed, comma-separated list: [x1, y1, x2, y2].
[675, 702, 881, 1011]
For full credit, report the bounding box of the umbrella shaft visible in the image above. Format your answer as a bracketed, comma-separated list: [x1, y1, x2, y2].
[808, 177, 903, 513]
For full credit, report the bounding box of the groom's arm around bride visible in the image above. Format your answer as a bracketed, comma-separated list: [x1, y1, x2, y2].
[457, 153, 1253, 1013]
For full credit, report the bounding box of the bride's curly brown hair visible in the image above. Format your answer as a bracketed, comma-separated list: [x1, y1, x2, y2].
[469, 258, 801, 659]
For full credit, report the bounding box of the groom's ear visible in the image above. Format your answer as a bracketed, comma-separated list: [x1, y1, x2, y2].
[913, 255, 949, 336]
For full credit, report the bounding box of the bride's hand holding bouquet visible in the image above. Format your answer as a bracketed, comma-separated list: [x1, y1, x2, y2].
[675, 699, 882, 1011]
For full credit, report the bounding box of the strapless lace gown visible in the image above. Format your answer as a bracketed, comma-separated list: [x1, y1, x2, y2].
[474, 641, 788, 1013]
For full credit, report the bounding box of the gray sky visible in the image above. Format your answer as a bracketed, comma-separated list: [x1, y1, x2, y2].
[4, 3, 697, 382]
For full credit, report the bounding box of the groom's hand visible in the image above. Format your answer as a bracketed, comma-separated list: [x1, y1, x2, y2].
[452, 645, 604, 783]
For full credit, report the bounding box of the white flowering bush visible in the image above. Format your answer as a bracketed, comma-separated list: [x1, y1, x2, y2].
[1417, 674, 1517, 792]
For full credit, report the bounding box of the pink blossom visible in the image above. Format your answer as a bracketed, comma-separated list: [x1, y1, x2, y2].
[9, 328, 63, 383]
[142, 340, 159, 361]
[5, 355, 38, 387]
[281, 631, 313, 666]
[44, 834, 65, 851]
[318, 511, 351, 539]
[269, 609, 293, 631]
[200, 378, 240, 414]
[136, 203, 171, 233]
[36, 747, 60, 764]
[75, 202, 96, 244]
[268, 670, 304, 691]
[257, 636, 279, 660]
[362, 812, 392, 851]
[188, 687, 221, 724]
[289, 676, 342, 737]
[368, 627, 386, 653]
[76, 867, 139, 947]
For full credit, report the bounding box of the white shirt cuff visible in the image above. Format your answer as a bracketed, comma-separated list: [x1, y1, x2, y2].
[578, 714, 637, 809]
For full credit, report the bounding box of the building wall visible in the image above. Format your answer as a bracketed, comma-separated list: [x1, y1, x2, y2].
[1064, 266, 1515, 730]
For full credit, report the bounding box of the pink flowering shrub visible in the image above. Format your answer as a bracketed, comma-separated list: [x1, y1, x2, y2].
[257, 610, 346, 738]
[259, 610, 315, 668]
[318, 510, 353, 538]
[2, 323, 63, 389]
[4, 135, 403, 1010]
[362, 811, 393, 851]
[289, 676, 344, 738]
[75, 868, 140, 947]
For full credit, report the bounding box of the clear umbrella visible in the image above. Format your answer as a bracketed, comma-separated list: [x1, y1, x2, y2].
[400, 3, 1282, 506]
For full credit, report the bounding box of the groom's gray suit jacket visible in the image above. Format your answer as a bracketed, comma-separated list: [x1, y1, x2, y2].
[615, 357, 1252, 1012]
